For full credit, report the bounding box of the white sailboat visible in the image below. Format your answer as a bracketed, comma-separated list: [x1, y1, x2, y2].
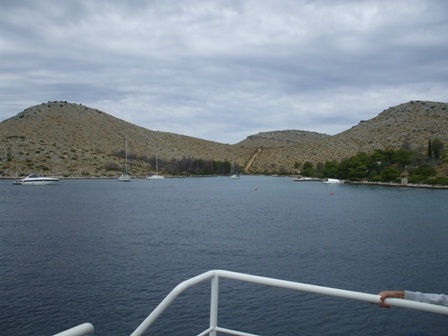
[229, 160, 239, 179]
[147, 149, 164, 180]
[118, 136, 131, 182]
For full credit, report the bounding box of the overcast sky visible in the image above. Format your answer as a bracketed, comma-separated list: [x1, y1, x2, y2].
[1, 0, 447, 144]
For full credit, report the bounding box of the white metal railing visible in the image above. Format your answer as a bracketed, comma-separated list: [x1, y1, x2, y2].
[54, 270, 448, 335]
[52, 322, 94, 336]
[130, 269, 448, 336]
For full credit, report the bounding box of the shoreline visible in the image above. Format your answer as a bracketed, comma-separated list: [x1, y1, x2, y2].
[3, 176, 448, 189]
[1, 174, 246, 181]
[345, 180, 448, 190]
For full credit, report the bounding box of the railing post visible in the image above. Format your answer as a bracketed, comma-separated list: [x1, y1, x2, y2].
[209, 273, 219, 336]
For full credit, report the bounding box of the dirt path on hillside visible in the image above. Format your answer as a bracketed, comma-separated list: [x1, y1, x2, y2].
[244, 147, 261, 172]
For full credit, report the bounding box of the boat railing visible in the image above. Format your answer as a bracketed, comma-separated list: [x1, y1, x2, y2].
[52, 323, 94, 336]
[130, 269, 448, 336]
[54, 269, 448, 336]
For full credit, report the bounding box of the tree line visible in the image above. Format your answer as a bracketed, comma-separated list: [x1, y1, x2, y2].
[110, 150, 237, 176]
[296, 139, 447, 185]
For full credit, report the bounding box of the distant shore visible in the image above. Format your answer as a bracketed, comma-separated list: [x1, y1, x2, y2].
[1, 174, 239, 180]
[3, 176, 448, 189]
[344, 180, 448, 190]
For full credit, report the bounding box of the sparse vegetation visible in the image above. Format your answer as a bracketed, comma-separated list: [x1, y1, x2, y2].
[0, 100, 447, 181]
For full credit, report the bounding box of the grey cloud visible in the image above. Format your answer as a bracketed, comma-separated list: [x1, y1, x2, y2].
[1, 0, 447, 144]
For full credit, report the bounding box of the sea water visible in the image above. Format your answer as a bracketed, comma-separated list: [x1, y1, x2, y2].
[1, 176, 447, 335]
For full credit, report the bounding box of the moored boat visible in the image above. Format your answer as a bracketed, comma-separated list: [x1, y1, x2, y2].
[15, 174, 59, 185]
[229, 160, 240, 179]
[118, 136, 131, 182]
[293, 176, 321, 182]
[323, 178, 343, 184]
[118, 174, 131, 182]
[146, 149, 164, 180]
[147, 174, 164, 180]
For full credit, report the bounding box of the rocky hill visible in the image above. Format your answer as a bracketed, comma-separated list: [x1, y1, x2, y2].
[248, 101, 448, 173]
[236, 130, 330, 148]
[0, 100, 447, 177]
[0, 101, 255, 178]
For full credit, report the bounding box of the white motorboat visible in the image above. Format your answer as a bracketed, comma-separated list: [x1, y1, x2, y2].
[323, 178, 343, 184]
[147, 174, 164, 180]
[16, 174, 59, 185]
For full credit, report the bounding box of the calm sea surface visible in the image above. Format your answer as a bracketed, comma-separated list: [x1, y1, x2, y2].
[1, 176, 447, 335]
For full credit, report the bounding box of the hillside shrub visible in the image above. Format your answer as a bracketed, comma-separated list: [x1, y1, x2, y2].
[408, 175, 425, 184]
[105, 163, 120, 171]
[380, 167, 400, 182]
[409, 164, 436, 177]
[423, 177, 448, 186]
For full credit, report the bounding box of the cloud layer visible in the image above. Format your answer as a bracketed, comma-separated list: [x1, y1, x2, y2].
[1, 0, 447, 143]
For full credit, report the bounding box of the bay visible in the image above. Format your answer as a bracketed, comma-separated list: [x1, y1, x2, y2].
[1, 176, 447, 335]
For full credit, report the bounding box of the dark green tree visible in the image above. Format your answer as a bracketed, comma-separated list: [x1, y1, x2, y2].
[338, 152, 369, 180]
[381, 167, 400, 182]
[322, 161, 339, 178]
[301, 161, 314, 176]
[392, 149, 413, 168]
[431, 138, 444, 160]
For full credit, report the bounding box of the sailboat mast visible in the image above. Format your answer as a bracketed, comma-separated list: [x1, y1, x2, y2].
[125, 136, 128, 174]
[155, 149, 158, 175]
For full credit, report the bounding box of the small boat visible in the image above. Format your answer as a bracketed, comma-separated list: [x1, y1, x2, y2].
[293, 176, 320, 182]
[146, 149, 164, 180]
[118, 173, 131, 182]
[118, 136, 131, 182]
[323, 178, 343, 184]
[15, 174, 59, 186]
[147, 174, 164, 180]
[229, 160, 239, 179]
